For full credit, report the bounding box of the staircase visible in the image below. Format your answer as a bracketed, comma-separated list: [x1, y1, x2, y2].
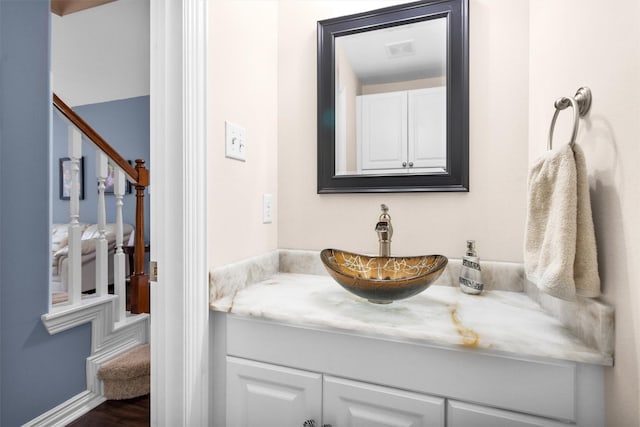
[52, 92, 152, 387]
[30, 94, 152, 425]
[52, 93, 150, 315]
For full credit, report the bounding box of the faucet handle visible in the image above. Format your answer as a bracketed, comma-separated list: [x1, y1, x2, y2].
[379, 204, 391, 221]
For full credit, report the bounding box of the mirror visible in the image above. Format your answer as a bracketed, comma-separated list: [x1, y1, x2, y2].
[317, 0, 469, 193]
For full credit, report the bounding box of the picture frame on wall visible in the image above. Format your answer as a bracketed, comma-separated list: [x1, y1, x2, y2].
[104, 160, 133, 195]
[59, 156, 85, 200]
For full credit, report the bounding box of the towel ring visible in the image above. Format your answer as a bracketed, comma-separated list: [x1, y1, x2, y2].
[548, 87, 592, 150]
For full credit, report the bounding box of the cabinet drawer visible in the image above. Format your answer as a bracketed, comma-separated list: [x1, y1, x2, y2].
[324, 376, 445, 427]
[447, 400, 572, 427]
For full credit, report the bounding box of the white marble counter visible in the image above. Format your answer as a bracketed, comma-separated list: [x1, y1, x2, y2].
[211, 271, 613, 366]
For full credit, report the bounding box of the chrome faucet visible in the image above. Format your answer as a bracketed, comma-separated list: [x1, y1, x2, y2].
[375, 204, 393, 257]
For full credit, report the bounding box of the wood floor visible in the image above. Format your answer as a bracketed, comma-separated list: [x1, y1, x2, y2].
[67, 395, 149, 426]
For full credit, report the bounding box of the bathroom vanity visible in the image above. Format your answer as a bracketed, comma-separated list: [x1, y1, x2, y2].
[209, 251, 612, 427]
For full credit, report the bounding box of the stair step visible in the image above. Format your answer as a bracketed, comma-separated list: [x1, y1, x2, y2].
[98, 344, 150, 400]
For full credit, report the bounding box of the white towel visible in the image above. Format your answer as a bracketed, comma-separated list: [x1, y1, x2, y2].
[524, 143, 600, 300]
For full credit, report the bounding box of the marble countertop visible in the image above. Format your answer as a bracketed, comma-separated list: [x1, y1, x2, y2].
[211, 271, 613, 366]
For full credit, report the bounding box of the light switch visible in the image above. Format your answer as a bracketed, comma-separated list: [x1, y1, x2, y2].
[225, 121, 246, 161]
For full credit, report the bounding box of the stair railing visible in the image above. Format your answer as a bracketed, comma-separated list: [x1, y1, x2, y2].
[53, 93, 150, 315]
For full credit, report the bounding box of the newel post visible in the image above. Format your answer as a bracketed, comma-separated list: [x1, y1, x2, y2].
[130, 159, 150, 314]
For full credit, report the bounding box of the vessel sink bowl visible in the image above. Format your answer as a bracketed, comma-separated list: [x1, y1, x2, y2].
[320, 249, 448, 304]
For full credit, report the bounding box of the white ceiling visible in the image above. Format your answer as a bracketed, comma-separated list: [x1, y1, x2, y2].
[52, 0, 149, 106]
[337, 17, 447, 85]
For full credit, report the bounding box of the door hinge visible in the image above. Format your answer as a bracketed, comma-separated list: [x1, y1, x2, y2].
[150, 260, 158, 282]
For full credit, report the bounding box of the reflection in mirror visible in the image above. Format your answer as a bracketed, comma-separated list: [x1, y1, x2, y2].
[334, 18, 447, 176]
[317, 0, 469, 193]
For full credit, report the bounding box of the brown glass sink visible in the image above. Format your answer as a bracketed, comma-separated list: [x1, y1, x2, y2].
[320, 249, 448, 304]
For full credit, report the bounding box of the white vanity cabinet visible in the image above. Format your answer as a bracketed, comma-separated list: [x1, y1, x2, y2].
[211, 312, 605, 427]
[357, 87, 446, 173]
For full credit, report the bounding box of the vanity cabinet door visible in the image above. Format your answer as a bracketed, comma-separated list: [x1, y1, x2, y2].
[357, 91, 408, 171]
[408, 86, 446, 169]
[323, 376, 445, 427]
[447, 401, 570, 427]
[227, 356, 322, 427]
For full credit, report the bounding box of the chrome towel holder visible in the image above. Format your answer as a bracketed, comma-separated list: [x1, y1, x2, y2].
[548, 86, 592, 150]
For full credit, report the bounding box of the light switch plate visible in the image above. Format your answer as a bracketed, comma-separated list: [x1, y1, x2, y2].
[225, 121, 246, 161]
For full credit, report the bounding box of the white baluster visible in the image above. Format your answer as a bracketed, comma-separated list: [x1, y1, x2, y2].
[114, 168, 127, 322]
[68, 127, 83, 305]
[95, 152, 109, 297]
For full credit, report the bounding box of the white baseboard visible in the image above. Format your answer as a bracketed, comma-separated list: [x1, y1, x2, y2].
[22, 390, 105, 427]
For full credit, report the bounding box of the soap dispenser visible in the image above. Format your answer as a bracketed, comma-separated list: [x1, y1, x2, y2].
[459, 240, 484, 295]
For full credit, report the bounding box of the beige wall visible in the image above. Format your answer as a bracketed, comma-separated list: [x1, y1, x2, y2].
[529, 1, 640, 424]
[208, 1, 279, 267]
[278, 0, 529, 261]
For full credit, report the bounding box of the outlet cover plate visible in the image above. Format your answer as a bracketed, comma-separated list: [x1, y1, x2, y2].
[263, 193, 273, 224]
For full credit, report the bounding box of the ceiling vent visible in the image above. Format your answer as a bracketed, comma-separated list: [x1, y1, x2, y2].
[385, 40, 416, 58]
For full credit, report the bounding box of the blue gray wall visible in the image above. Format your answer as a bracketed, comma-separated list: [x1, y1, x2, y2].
[0, 1, 91, 425]
[52, 96, 151, 242]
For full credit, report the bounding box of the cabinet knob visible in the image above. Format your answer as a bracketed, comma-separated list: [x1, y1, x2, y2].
[402, 162, 407, 167]
[409, 161, 414, 167]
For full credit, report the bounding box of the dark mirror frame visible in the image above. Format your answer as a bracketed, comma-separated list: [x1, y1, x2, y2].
[317, 0, 469, 193]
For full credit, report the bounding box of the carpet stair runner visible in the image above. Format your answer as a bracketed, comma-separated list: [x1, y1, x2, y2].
[98, 344, 150, 400]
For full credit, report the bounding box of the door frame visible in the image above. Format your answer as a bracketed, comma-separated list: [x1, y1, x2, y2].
[149, 0, 209, 425]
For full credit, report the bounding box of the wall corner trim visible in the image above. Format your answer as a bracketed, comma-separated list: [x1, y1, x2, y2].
[149, 0, 209, 425]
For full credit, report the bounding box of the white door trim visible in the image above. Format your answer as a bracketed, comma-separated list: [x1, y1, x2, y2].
[150, 0, 209, 425]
